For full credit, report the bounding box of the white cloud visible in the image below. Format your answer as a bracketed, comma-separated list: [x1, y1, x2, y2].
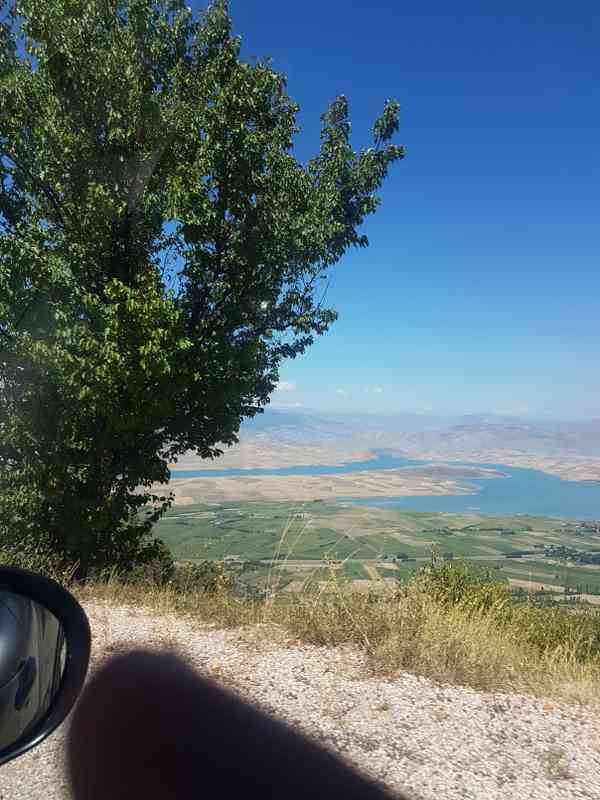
[272, 402, 303, 409]
[372, 387, 383, 394]
[422, 404, 433, 412]
[336, 388, 348, 397]
[275, 381, 296, 392]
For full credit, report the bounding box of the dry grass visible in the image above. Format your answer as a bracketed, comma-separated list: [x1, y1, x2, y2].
[73, 559, 600, 710]
[74, 571, 263, 629]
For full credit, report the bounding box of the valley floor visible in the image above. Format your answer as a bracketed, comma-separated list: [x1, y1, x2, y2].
[154, 500, 600, 599]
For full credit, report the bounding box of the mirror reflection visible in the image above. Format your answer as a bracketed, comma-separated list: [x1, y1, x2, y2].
[0, 592, 66, 752]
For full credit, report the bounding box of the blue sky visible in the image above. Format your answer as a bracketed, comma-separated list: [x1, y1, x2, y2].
[10, 1, 600, 418]
[225, 0, 599, 418]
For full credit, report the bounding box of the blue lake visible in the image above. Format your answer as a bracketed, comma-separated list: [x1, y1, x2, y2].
[170, 452, 600, 520]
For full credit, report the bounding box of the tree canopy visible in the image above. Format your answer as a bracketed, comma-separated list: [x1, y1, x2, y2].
[0, 0, 404, 577]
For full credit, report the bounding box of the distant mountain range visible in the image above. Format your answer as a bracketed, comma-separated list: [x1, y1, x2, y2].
[240, 408, 600, 457]
[240, 409, 357, 446]
[242, 409, 458, 436]
[396, 422, 600, 457]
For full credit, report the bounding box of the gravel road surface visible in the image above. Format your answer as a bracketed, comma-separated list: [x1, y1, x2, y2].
[2, 602, 599, 800]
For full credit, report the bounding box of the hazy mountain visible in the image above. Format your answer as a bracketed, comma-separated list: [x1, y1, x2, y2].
[455, 413, 543, 426]
[377, 422, 600, 458]
[239, 408, 600, 457]
[243, 408, 460, 435]
[240, 409, 357, 447]
[394, 423, 569, 453]
[314, 412, 461, 433]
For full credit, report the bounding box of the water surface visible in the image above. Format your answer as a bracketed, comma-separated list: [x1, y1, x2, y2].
[170, 452, 600, 520]
[170, 452, 421, 478]
[349, 462, 600, 520]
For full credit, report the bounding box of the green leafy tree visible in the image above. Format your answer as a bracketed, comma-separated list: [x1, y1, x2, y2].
[0, 0, 404, 578]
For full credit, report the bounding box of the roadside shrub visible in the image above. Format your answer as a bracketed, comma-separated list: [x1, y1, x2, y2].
[123, 538, 175, 586]
[401, 550, 511, 616]
[0, 532, 78, 586]
[397, 549, 600, 664]
[507, 603, 600, 663]
[172, 561, 234, 595]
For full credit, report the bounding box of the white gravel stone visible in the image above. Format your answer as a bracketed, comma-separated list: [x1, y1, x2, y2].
[1, 601, 600, 800]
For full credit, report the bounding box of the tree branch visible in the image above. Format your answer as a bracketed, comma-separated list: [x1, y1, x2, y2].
[0, 146, 66, 227]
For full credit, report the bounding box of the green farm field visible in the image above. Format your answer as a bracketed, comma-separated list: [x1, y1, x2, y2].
[152, 500, 600, 597]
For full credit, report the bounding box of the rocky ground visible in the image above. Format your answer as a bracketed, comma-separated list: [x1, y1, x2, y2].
[2, 602, 600, 800]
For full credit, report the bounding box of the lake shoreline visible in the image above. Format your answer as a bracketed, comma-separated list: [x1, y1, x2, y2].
[159, 451, 600, 520]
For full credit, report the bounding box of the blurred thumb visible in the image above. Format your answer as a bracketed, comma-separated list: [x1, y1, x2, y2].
[67, 649, 401, 800]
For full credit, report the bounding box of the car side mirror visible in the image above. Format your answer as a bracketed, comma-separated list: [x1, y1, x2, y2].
[0, 566, 91, 766]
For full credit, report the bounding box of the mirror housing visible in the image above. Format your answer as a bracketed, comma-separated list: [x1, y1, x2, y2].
[0, 567, 90, 766]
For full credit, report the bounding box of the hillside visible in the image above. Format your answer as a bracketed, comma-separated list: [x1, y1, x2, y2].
[169, 409, 600, 480]
[221, 409, 600, 460]
[395, 421, 600, 457]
